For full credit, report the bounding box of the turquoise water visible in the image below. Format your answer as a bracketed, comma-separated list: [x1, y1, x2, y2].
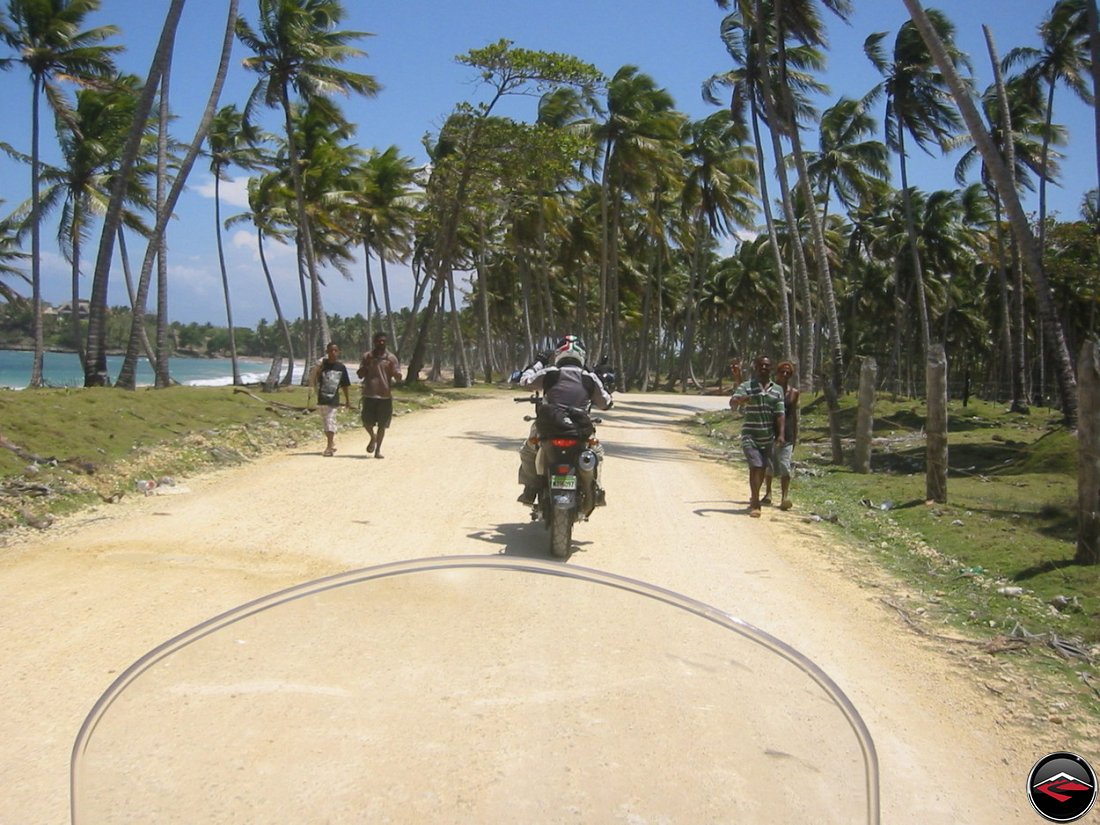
[0, 349, 286, 389]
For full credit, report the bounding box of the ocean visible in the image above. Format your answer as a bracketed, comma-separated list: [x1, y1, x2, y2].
[0, 349, 290, 389]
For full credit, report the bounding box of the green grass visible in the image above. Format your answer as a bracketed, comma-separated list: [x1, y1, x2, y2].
[0, 381, 487, 531]
[692, 391, 1100, 722]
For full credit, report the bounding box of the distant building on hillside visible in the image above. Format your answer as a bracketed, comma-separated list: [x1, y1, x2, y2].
[56, 300, 90, 319]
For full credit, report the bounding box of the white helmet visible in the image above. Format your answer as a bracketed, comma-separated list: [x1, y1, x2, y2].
[554, 334, 586, 367]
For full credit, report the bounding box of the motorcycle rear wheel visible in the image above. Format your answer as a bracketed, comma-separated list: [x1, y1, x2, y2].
[549, 506, 574, 559]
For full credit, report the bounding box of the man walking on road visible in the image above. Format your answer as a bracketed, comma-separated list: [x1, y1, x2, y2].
[357, 333, 401, 459]
[764, 360, 799, 511]
[729, 355, 785, 517]
[310, 342, 351, 457]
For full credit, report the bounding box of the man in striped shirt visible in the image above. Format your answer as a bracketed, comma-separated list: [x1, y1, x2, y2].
[729, 355, 786, 518]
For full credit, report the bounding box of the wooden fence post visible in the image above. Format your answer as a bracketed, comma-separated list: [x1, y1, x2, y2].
[926, 344, 948, 503]
[1077, 340, 1100, 565]
[853, 357, 877, 473]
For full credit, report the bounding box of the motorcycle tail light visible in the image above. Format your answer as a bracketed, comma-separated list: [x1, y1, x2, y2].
[550, 438, 579, 448]
[555, 465, 571, 475]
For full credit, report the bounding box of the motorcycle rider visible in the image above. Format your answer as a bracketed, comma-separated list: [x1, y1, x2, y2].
[517, 335, 613, 505]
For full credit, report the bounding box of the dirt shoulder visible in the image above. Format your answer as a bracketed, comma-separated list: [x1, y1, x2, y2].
[1, 393, 1093, 823]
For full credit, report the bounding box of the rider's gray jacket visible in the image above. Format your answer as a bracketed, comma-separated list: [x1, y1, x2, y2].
[520, 362, 613, 411]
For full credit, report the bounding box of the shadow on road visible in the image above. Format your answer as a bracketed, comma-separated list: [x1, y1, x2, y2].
[466, 520, 594, 561]
[694, 502, 754, 518]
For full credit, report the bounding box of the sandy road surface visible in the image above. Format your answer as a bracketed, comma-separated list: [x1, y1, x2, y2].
[0, 392, 1086, 823]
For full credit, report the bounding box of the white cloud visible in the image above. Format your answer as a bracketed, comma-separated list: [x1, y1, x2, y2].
[194, 174, 252, 208]
[170, 262, 220, 299]
[231, 228, 256, 250]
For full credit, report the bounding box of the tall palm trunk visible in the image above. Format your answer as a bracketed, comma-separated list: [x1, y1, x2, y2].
[903, 0, 1077, 426]
[69, 201, 87, 371]
[765, 99, 814, 389]
[117, 0, 238, 389]
[595, 141, 613, 365]
[897, 129, 932, 360]
[279, 86, 328, 367]
[117, 227, 158, 370]
[475, 256, 492, 382]
[753, 0, 813, 391]
[363, 244, 377, 340]
[1089, 1, 1100, 245]
[30, 74, 44, 387]
[86, 0, 187, 386]
[154, 70, 172, 388]
[990, 196, 1021, 405]
[985, 25, 1028, 412]
[788, 112, 844, 395]
[378, 250, 399, 353]
[257, 227, 295, 384]
[678, 215, 706, 391]
[446, 271, 472, 386]
[750, 91, 793, 361]
[214, 173, 241, 384]
[406, 130, 485, 381]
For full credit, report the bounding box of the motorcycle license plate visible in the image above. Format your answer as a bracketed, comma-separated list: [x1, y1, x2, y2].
[551, 474, 577, 490]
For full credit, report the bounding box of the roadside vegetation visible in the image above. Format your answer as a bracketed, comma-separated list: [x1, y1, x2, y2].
[0, 381, 484, 534]
[693, 392, 1100, 725]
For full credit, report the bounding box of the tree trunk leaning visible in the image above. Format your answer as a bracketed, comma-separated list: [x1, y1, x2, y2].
[926, 344, 948, 503]
[854, 357, 878, 474]
[263, 357, 283, 393]
[1077, 340, 1100, 565]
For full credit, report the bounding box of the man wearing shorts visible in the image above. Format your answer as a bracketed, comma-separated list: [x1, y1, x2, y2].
[764, 360, 799, 511]
[310, 342, 351, 457]
[729, 355, 785, 517]
[357, 333, 401, 459]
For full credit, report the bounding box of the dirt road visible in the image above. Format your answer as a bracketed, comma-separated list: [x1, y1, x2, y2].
[0, 392, 1086, 822]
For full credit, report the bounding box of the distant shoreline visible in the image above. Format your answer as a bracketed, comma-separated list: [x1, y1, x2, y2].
[0, 346, 270, 363]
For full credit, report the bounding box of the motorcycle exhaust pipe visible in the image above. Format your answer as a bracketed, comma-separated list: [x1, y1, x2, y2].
[578, 450, 598, 517]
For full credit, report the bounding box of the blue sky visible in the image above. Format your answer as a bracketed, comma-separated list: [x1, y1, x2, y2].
[0, 0, 1094, 327]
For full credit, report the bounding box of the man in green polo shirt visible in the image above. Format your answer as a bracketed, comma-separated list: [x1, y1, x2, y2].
[730, 355, 786, 517]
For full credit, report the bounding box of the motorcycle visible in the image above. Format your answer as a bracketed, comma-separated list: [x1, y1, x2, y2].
[593, 364, 617, 395]
[71, 556, 881, 823]
[517, 394, 603, 559]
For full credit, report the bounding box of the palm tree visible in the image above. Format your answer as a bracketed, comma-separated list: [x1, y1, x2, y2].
[236, 0, 378, 377]
[115, 0, 241, 390]
[83, 0, 185, 387]
[0, 0, 119, 387]
[1005, 0, 1092, 254]
[704, 7, 794, 362]
[227, 171, 298, 384]
[55, 79, 152, 370]
[953, 74, 1064, 412]
[678, 110, 757, 390]
[346, 146, 418, 354]
[806, 96, 890, 227]
[865, 8, 969, 364]
[901, 0, 1078, 426]
[765, 0, 852, 404]
[592, 65, 684, 381]
[0, 203, 30, 303]
[207, 104, 263, 385]
[712, 0, 831, 393]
